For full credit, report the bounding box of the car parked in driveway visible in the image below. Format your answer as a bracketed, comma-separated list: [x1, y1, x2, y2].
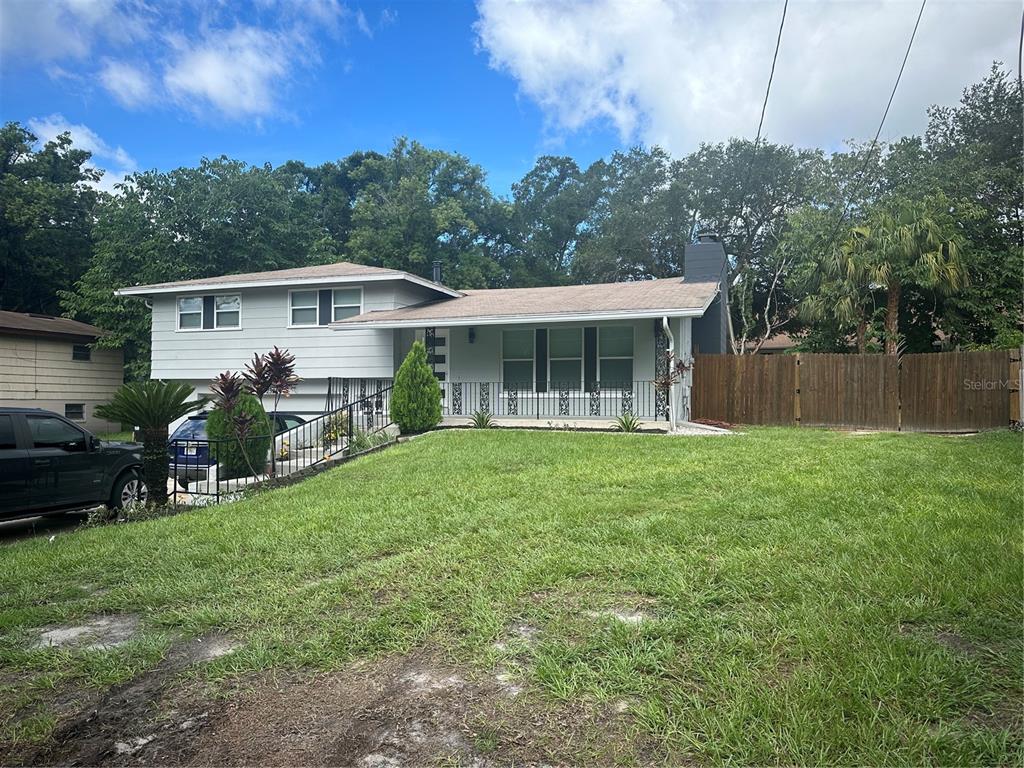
[168, 411, 306, 486]
[0, 407, 146, 520]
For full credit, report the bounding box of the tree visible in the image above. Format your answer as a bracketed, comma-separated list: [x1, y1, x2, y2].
[390, 341, 441, 433]
[62, 157, 325, 378]
[95, 380, 205, 505]
[0, 122, 100, 314]
[840, 196, 965, 355]
[346, 138, 503, 288]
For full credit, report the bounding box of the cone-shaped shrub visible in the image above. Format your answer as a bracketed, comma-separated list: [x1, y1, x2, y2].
[390, 341, 441, 433]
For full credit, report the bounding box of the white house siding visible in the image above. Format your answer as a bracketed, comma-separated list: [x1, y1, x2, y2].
[0, 334, 124, 432]
[151, 279, 440, 418]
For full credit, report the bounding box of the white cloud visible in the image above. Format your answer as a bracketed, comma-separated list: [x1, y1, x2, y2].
[0, 0, 150, 61]
[3, 0, 371, 123]
[163, 26, 304, 120]
[475, 0, 1020, 154]
[27, 114, 137, 193]
[99, 59, 154, 109]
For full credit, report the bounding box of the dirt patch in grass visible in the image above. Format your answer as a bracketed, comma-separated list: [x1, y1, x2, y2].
[7, 631, 239, 766]
[12, 648, 648, 767]
[32, 614, 141, 651]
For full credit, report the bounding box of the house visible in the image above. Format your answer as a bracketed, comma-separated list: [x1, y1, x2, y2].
[0, 311, 125, 432]
[116, 234, 729, 425]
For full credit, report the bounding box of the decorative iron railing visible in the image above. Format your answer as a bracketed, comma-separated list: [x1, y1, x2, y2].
[440, 381, 667, 420]
[170, 385, 394, 505]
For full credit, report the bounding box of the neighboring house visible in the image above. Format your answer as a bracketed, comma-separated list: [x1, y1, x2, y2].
[0, 311, 125, 432]
[116, 234, 729, 424]
[742, 332, 799, 355]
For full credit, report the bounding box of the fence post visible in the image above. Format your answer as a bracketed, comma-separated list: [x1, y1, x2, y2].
[347, 404, 354, 453]
[794, 354, 801, 427]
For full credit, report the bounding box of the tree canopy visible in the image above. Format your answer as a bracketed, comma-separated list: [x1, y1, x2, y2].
[1, 62, 1017, 378]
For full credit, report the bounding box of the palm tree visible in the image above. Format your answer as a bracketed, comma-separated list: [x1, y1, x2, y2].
[797, 241, 877, 353]
[840, 197, 965, 355]
[96, 380, 206, 505]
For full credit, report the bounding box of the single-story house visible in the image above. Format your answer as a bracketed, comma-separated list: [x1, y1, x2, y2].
[115, 234, 729, 426]
[0, 311, 125, 432]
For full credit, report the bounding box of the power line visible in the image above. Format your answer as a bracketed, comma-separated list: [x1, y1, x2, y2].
[729, 0, 788, 242]
[818, 0, 928, 258]
[1018, 3, 1023, 87]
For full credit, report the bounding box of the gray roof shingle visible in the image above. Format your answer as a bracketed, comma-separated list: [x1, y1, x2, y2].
[0, 310, 103, 340]
[334, 276, 719, 327]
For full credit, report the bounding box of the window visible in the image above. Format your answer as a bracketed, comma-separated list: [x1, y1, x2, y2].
[598, 326, 634, 387]
[177, 296, 203, 329]
[27, 415, 87, 451]
[332, 288, 361, 321]
[549, 327, 582, 389]
[214, 295, 240, 328]
[72, 344, 91, 361]
[65, 404, 85, 421]
[0, 415, 16, 450]
[290, 290, 318, 326]
[501, 329, 533, 389]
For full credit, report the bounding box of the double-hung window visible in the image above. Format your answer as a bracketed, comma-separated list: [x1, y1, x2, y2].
[177, 297, 203, 329]
[290, 290, 319, 326]
[214, 295, 240, 328]
[177, 295, 240, 330]
[501, 330, 533, 390]
[548, 328, 582, 390]
[332, 288, 361, 321]
[598, 326, 634, 387]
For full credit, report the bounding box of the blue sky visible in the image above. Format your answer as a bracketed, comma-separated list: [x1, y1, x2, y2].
[0, 0, 1017, 196]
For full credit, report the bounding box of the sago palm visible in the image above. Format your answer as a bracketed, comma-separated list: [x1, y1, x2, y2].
[96, 380, 206, 505]
[840, 197, 965, 355]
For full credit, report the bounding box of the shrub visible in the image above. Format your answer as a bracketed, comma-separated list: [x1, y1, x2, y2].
[613, 412, 643, 433]
[470, 410, 495, 429]
[95, 380, 206, 506]
[207, 393, 272, 479]
[321, 411, 350, 455]
[346, 428, 391, 455]
[390, 341, 442, 433]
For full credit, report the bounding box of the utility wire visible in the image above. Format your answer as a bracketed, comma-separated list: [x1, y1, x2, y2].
[1017, 2, 1023, 87]
[733, 0, 789, 235]
[818, 0, 927, 259]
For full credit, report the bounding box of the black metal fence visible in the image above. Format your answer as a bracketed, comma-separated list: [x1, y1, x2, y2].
[441, 381, 667, 420]
[170, 385, 394, 505]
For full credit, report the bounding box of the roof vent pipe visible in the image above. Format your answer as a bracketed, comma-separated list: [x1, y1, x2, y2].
[432, 260, 442, 284]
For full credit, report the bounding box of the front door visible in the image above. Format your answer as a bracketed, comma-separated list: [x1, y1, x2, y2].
[26, 414, 103, 509]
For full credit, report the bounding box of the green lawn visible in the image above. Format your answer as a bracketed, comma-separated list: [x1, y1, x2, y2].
[1, 428, 1021, 765]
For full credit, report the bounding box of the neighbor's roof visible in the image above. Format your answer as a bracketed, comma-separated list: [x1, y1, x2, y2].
[114, 261, 462, 298]
[0, 310, 103, 341]
[333, 276, 720, 329]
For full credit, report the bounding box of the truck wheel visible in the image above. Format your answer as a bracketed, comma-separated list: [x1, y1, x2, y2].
[111, 471, 149, 510]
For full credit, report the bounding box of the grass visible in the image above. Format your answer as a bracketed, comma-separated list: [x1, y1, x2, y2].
[97, 430, 134, 442]
[0, 427, 1021, 764]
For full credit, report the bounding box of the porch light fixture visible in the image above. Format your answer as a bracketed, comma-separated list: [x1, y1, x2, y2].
[468, 327, 476, 344]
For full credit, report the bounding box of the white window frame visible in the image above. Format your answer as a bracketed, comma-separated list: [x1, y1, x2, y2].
[288, 289, 320, 328]
[175, 294, 242, 332]
[332, 287, 363, 322]
[175, 296, 204, 332]
[596, 325, 635, 386]
[500, 328, 535, 391]
[547, 327, 583, 391]
[213, 294, 241, 329]
[287, 287, 364, 328]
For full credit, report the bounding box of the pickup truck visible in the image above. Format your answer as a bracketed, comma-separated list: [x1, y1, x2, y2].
[0, 407, 146, 520]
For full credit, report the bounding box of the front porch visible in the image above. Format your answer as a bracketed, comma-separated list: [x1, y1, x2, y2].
[439, 380, 668, 420]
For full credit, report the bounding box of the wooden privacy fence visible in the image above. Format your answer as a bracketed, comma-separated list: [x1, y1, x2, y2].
[691, 349, 1021, 432]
